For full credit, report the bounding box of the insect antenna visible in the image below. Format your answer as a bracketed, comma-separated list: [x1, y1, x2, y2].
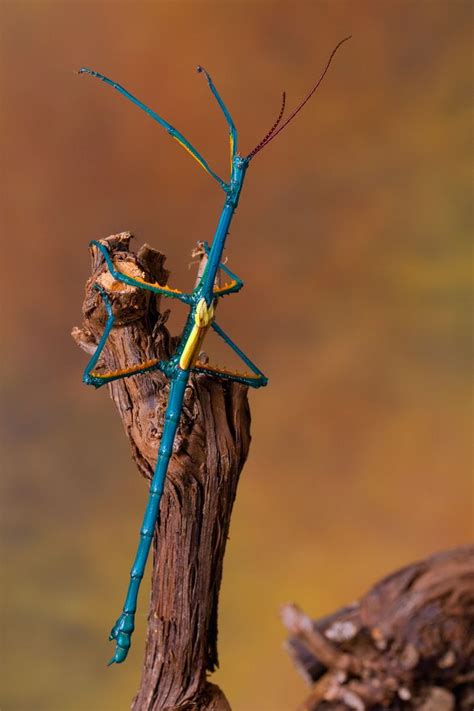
[247, 91, 286, 160]
[246, 35, 351, 161]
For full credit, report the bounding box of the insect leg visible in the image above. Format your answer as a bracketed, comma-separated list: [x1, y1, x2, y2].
[199, 240, 244, 297]
[107, 370, 188, 664]
[192, 320, 268, 389]
[196, 66, 238, 165]
[79, 68, 227, 191]
[82, 284, 166, 388]
[90, 241, 192, 304]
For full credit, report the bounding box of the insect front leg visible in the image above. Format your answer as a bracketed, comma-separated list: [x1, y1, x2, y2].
[199, 240, 244, 297]
[90, 240, 193, 304]
[82, 284, 166, 388]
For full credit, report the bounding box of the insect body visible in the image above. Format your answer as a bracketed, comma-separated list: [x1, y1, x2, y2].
[80, 37, 350, 665]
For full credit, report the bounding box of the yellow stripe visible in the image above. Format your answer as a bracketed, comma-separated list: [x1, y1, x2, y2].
[179, 298, 214, 369]
[91, 358, 160, 379]
[229, 134, 234, 173]
[172, 136, 209, 177]
[213, 279, 238, 295]
[179, 322, 201, 370]
[124, 272, 182, 294]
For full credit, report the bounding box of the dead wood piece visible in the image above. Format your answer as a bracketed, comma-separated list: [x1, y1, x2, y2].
[283, 546, 474, 710]
[73, 234, 252, 710]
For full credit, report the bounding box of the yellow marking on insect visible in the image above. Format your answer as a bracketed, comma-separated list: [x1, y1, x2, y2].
[172, 136, 209, 177]
[213, 279, 238, 295]
[195, 298, 215, 327]
[194, 361, 261, 380]
[229, 134, 234, 172]
[105, 260, 182, 295]
[91, 358, 160, 379]
[179, 298, 215, 370]
[126, 273, 182, 294]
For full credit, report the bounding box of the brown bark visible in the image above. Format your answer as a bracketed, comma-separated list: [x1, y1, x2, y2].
[73, 232, 251, 710]
[282, 546, 474, 711]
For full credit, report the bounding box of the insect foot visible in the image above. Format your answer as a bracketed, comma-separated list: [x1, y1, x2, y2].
[108, 611, 135, 665]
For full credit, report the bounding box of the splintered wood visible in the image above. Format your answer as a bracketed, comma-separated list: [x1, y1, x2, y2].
[282, 546, 474, 711]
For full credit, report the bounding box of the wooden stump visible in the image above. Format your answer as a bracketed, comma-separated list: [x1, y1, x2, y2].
[282, 546, 474, 710]
[73, 232, 251, 710]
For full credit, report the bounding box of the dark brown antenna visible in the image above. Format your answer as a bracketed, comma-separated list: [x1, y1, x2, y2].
[246, 36, 351, 161]
[247, 91, 286, 160]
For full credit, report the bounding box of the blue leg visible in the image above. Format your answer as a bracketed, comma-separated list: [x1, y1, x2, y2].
[107, 369, 189, 664]
[193, 362, 267, 388]
[200, 240, 244, 297]
[83, 284, 166, 389]
[196, 66, 238, 163]
[90, 241, 193, 304]
[79, 68, 227, 191]
[192, 320, 268, 389]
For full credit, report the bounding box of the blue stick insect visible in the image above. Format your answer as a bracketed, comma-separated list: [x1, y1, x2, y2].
[79, 36, 350, 666]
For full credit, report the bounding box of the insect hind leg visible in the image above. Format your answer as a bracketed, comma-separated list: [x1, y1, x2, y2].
[192, 320, 268, 389]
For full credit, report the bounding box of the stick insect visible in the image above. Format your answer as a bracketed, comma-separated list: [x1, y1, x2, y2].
[79, 36, 350, 666]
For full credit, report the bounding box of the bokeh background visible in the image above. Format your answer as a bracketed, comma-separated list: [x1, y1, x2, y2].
[1, 1, 472, 710]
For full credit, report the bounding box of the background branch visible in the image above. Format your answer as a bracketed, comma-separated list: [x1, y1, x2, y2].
[282, 546, 474, 711]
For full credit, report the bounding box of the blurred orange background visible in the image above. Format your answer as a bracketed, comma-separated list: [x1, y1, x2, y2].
[1, 1, 472, 710]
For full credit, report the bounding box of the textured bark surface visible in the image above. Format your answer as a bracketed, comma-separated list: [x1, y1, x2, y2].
[73, 232, 251, 710]
[282, 546, 474, 711]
